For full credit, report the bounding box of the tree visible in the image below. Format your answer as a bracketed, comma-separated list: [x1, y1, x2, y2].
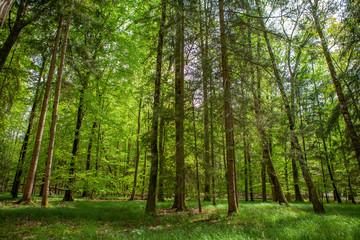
[219, 0, 238, 215]
[18, 12, 64, 204]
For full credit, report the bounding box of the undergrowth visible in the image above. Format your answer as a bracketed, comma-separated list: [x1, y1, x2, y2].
[0, 193, 359, 239]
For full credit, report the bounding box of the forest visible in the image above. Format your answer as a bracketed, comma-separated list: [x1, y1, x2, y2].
[0, 0, 360, 239]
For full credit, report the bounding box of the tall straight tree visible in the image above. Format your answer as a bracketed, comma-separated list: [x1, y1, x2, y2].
[42, 0, 74, 207]
[145, 0, 167, 214]
[309, 0, 360, 170]
[173, 0, 186, 211]
[219, 0, 238, 214]
[255, 0, 324, 214]
[18, 12, 64, 204]
[199, 0, 211, 202]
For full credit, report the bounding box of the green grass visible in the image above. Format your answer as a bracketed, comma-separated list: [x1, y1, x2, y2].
[0, 193, 359, 239]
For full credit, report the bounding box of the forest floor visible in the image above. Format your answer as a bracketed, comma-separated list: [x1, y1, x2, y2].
[0, 193, 359, 239]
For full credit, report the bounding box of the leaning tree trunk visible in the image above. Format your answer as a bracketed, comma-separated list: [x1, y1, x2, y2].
[255, 0, 324, 213]
[310, 0, 360, 170]
[173, 0, 186, 211]
[11, 56, 46, 198]
[145, 0, 166, 214]
[219, 0, 238, 214]
[130, 97, 143, 200]
[42, 1, 73, 207]
[18, 14, 64, 204]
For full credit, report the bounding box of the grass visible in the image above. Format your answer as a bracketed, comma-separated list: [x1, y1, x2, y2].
[0, 193, 359, 239]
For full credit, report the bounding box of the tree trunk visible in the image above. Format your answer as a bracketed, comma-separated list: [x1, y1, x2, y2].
[42, 0, 73, 207]
[0, 0, 15, 32]
[209, 76, 216, 206]
[192, 101, 202, 213]
[18, 14, 64, 204]
[82, 122, 96, 198]
[63, 80, 87, 202]
[310, 0, 360, 170]
[219, 0, 238, 214]
[11, 56, 46, 198]
[255, 0, 324, 213]
[130, 97, 143, 200]
[145, 0, 166, 214]
[157, 118, 165, 202]
[199, 0, 211, 202]
[173, 0, 186, 211]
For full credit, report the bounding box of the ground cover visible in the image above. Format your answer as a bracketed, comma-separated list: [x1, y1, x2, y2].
[0, 193, 359, 239]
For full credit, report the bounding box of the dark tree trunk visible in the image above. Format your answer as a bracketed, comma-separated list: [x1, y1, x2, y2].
[209, 76, 216, 206]
[157, 118, 165, 202]
[199, 0, 211, 202]
[219, 0, 238, 214]
[173, 0, 186, 211]
[192, 101, 202, 213]
[145, 0, 166, 214]
[63, 81, 87, 202]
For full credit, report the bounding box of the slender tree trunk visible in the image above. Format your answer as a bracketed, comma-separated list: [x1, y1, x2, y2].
[11, 56, 46, 198]
[42, 0, 73, 207]
[18, 14, 64, 204]
[145, 0, 166, 214]
[82, 122, 96, 198]
[337, 121, 356, 204]
[219, 0, 237, 214]
[141, 150, 147, 199]
[319, 142, 329, 203]
[310, 0, 360, 170]
[209, 76, 216, 206]
[173, 0, 186, 211]
[130, 97, 143, 200]
[0, 0, 15, 32]
[192, 101, 202, 213]
[199, 0, 211, 202]
[255, 0, 324, 213]
[157, 118, 165, 202]
[244, 137, 249, 202]
[63, 81, 87, 202]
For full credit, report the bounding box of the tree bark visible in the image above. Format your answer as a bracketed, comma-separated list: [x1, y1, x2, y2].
[157, 118, 165, 202]
[63, 80, 87, 202]
[0, 0, 15, 32]
[18, 14, 64, 204]
[192, 101, 202, 213]
[145, 0, 166, 214]
[310, 0, 360, 170]
[173, 0, 186, 211]
[255, 0, 324, 213]
[219, 0, 238, 214]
